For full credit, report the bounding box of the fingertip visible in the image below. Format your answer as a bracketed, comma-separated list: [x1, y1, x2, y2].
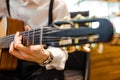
[25, 25, 31, 31]
[9, 42, 14, 53]
[16, 31, 20, 34]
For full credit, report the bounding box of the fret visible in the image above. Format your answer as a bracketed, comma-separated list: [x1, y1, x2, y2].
[1, 38, 5, 48]
[0, 39, 4, 48]
[3, 38, 6, 48]
[8, 36, 10, 47]
[32, 30, 35, 45]
[6, 37, 9, 48]
[29, 30, 33, 45]
[8, 40, 10, 48]
[24, 31, 29, 46]
[40, 28, 43, 44]
[7, 35, 13, 48]
[22, 32, 25, 46]
[34, 29, 40, 45]
[28, 31, 29, 46]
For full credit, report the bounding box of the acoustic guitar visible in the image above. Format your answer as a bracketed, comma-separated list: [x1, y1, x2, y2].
[0, 17, 113, 70]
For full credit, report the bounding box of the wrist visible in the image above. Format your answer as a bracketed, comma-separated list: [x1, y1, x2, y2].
[40, 50, 53, 66]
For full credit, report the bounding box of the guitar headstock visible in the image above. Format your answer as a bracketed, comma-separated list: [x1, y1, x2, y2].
[47, 18, 114, 47]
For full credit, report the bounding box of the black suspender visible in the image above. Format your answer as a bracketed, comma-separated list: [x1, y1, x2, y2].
[48, 0, 54, 25]
[6, 0, 54, 25]
[6, 0, 11, 16]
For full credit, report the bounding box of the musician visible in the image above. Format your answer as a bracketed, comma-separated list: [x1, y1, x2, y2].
[0, 0, 70, 80]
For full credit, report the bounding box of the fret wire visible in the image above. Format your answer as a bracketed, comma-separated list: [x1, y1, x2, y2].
[8, 35, 13, 48]
[21, 32, 25, 45]
[40, 27, 43, 44]
[25, 31, 29, 46]
[7, 37, 9, 47]
[24, 31, 27, 46]
[4, 39, 6, 47]
[32, 30, 34, 45]
[8, 39, 10, 48]
[21, 31, 25, 46]
[28, 30, 33, 45]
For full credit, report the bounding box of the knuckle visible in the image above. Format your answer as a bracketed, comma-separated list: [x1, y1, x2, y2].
[14, 43, 19, 49]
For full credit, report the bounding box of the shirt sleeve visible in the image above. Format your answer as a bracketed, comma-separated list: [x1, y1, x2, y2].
[45, 46, 68, 70]
[0, 0, 9, 17]
[53, 0, 70, 22]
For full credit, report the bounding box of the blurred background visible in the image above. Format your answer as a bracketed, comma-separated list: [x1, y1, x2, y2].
[65, 0, 120, 33]
[64, 0, 120, 80]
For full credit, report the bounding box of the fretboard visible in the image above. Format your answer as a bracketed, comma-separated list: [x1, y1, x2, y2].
[0, 27, 61, 48]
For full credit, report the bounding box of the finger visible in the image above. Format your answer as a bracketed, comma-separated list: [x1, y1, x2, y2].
[14, 31, 33, 56]
[9, 42, 24, 60]
[14, 42, 29, 53]
[9, 41, 15, 52]
[14, 32, 22, 44]
[25, 25, 31, 31]
[14, 43, 35, 58]
[15, 45, 43, 58]
[14, 31, 23, 49]
[18, 50, 35, 61]
[10, 42, 35, 61]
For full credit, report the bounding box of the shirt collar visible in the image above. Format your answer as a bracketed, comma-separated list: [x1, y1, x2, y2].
[20, 0, 41, 5]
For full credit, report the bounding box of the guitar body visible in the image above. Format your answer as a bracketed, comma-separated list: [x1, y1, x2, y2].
[0, 17, 24, 70]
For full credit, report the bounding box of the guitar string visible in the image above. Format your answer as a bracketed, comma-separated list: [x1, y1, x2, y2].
[0, 28, 66, 47]
[0, 27, 86, 48]
[0, 27, 61, 41]
[0, 27, 91, 47]
[21, 28, 63, 46]
[0, 26, 74, 41]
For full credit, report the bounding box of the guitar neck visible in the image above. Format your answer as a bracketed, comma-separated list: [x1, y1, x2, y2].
[0, 34, 13, 48]
[0, 28, 96, 48]
[0, 27, 58, 48]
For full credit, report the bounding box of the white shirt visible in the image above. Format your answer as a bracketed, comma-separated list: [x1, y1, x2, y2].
[0, 0, 70, 70]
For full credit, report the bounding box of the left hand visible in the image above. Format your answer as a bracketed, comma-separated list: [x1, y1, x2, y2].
[9, 26, 50, 64]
